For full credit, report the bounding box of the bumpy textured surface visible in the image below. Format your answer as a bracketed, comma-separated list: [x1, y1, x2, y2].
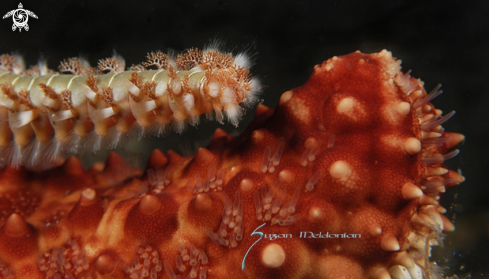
[0, 50, 464, 279]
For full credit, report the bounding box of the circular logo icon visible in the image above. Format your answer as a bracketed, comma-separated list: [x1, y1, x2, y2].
[2, 3, 38, 32]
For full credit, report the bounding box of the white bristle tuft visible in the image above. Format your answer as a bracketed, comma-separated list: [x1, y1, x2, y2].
[0, 141, 21, 168]
[234, 53, 251, 69]
[244, 77, 261, 107]
[213, 104, 224, 124]
[144, 121, 167, 138]
[82, 131, 103, 152]
[60, 131, 82, 154]
[23, 138, 44, 169]
[204, 39, 224, 52]
[41, 137, 65, 168]
[104, 127, 128, 150]
[13, 54, 25, 74]
[38, 58, 49, 76]
[224, 104, 243, 127]
[112, 50, 126, 70]
[129, 123, 146, 140]
[171, 119, 186, 134]
[187, 115, 200, 127]
[167, 49, 178, 69]
[79, 56, 91, 68]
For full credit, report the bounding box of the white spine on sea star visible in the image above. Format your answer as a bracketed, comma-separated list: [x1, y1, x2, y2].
[175, 255, 186, 272]
[267, 137, 285, 173]
[178, 243, 189, 261]
[189, 260, 200, 278]
[163, 259, 178, 279]
[254, 190, 264, 220]
[260, 146, 271, 173]
[198, 249, 208, 265]
[271, 187, 287, 214]
[305, 169, 322, 191]
[300, 138, 322, 166]
[283, 186, 301, 214]
[263, 179, 282, 205]
[206, 191, 244, 248]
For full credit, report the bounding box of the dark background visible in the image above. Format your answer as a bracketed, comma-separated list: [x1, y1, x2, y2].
[0, 0, 487, 277]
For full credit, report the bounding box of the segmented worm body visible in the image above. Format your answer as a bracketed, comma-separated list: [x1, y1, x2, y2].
[0, 48, 260, 169]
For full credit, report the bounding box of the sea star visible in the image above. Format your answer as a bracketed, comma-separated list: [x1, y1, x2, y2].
[0, 50, 464, 279]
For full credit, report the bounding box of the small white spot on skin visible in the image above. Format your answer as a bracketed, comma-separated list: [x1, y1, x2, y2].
[369, 224, 382, 237]
[82, 188, 96, 201]
[239, 178, 254, 193]
[381, 97, 410, 125]
[329, 160, 352, 182]
[261, 243, 286, 268]
[336, 97, 354, 113]
[378, 49, 393, 59]
[252, 130, 264, 144]
[396, 102, 411, 116]
[314, 56, 338, 73]
[230, 166, 240, 176]
[278, 170, 295, 184]
[279, 91, 293, 105]
[288, 97, 311, 124]
[404, 137, 421, 155]
[325, 61, 334, 71]
[308, 206, 325, 223]
[334, 96, 366, 122]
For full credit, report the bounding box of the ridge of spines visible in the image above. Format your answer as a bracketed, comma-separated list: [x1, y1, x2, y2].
[391, 69, 463, 278]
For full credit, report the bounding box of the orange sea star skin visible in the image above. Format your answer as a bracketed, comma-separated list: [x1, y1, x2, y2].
[0, 50, 463, 279]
